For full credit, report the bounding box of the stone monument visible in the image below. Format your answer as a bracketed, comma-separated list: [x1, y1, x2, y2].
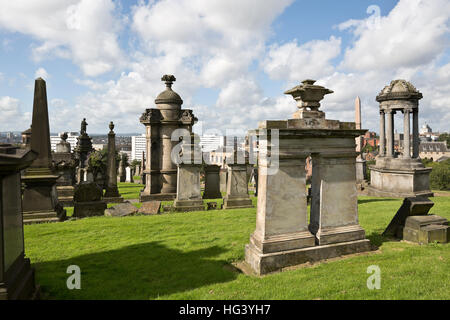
[118, 155, 126, 183]
[21, 78, 66, 224]
[355, 97, 367, 187]
[203, 164, 222, 199]
[74, 118, 93, 183]
[367, 80, 433, 198]
[173, 141, 204, 212]
[73, 182, 107, 218]
[244, 79, 372, 275]
[139, 75, 197, 201]
[53, 132, 76, 206]
[125, 166, 131, 182]
[103, 122, 123, 203]
[0, 144, 39, 299]
[223, 139, 253, 210]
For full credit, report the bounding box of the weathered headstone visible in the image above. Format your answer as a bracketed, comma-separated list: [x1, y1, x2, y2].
[125, 166, 131, 182]
[118, 155, 126, 183]
[104, 201, 138, 217]
[103, 122, 124, 204]
[0, 144, 39, 299]
[21, 78, 66, 224]
[219, 166, 227, 193]
[203, 164, 222, 199]
[138, 201, 161, 215]
[73, 182, 106, 218]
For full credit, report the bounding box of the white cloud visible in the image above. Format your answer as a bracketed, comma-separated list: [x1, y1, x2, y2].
[35, 67, 49, 79]
[0, 0, 125, 76]
[0, 96, 30, 131]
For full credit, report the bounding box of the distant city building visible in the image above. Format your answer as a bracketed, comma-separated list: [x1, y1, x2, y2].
[131, 134, 146, 161]
[362, 131, 379, 149]
[419, 122, 432, 135]
[50, 132, 79, 152]
[419, 141, 450, 162]
[92, 144, 106, 151]
[199, 134, 224, 152]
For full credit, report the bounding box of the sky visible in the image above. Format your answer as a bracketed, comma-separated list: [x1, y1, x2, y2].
[0, 0, 449, 135]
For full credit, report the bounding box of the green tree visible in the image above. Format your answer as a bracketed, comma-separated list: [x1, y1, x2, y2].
[438, 133, 450, 148]
[429, 159, 450, 190]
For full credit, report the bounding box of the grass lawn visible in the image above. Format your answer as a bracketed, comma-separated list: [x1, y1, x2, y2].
[24, 185, 450, 300]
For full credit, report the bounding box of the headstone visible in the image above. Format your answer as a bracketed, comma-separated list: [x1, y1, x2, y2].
[139, 75, 198, 202]
[104, 201, 138, 217]
[103, 122, 124, 204]
[138, 201, 161, 215]
[244, 79, 372, 275]
[0, 144, 39, 299]
[203, 164, 222, 199]
[219, 167, 227, 193]
[174, 142, 204, 212]
[118, 156, 126, 183]
[73, 182, 106, 218]
[53, 132, 76, 206]
[125, 166, 131, 182]
[21, 78, 66, 224]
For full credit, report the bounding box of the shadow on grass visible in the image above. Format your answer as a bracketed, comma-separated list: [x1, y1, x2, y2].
[34, 242, 237, 300]
[366, 230, 397, 247]
[358, 198, 399, 204]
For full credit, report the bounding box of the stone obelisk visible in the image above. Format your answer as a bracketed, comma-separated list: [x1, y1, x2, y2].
[103, 121, 123, 203]
[22, 78, 66, 224]
[355, 96, 367, 185]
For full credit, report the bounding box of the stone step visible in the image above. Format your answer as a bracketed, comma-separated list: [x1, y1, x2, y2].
[23, 217, 60, 225]
[23, 212, 58, 220]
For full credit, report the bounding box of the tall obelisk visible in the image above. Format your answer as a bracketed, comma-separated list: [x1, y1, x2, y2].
[22, 78, 66, 224]
[355, 96, 367, 184]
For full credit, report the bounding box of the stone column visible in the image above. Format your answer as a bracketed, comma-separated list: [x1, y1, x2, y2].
[413, 108, 419, 158]
[379, 110, 386, 156]
[386, 110, 394, 157]
[310, 153, 365, 245]
[103, 122, 123, 203]
[403, 109, 411, 158]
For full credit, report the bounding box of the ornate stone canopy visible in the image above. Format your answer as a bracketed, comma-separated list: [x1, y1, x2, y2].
[376, 79, 423, 103]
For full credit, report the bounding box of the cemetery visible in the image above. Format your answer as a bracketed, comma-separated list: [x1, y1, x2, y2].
[0, 73, 448, 300]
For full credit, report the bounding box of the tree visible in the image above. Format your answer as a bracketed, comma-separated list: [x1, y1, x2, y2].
[438, 133, 450, 148]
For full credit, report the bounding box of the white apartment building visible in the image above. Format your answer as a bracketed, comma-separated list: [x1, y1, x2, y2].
[131, 134, 147, 161]
[50, 132, 79, 152]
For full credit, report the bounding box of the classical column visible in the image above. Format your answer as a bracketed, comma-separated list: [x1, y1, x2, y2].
[386, 110, 394, 157]
[403, 109, 411, 158]
[103, 121, 123, 203]
[412, 108, 419, 158]
[379, 110, 386, 156]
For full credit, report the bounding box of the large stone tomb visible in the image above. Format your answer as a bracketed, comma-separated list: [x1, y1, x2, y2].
[103, 122, 124, 204]
[367, 80, 433, 198]
[22, 78, 66, 224]
[173, 142, 204, 212]
[244, 80, 373, 275]
[203, 164, 222, 199]
[140, 75, 197, 201]
[0, 144, 39, 299]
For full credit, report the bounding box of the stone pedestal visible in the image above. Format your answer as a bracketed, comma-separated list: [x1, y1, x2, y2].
[244, 80, 372, 275]
[219, 168, 228, 193]
[22, 78, 66, 224]
[139, 75, 197, 202]
[203, 165, 222, 199]
[403, 215, 448, 244]
[356, 158, 367, 183]
[223, 163, 253, 210]
[53, 134, 76, 206]
[0, 144, 39, 300]
[368, 80, 432, 198]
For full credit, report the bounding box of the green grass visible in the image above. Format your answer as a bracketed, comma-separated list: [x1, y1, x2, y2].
[24, 190, 450, 300]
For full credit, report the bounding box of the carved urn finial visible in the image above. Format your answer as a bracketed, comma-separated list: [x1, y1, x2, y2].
[109, 121, 115, 133]
[284, 79, 333, 111]
[161, 74, 176, 89]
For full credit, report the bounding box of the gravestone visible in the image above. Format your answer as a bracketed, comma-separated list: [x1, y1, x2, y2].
[138, 201, 161, 215]
[103, 122, 124, 204]
[219, 166, 228, 193]
[174, 142, 204, 212]
[244, 80, 372, 275]
[53, 132, 76, 206]
[21, 78, 66, 224]
[74, 118, 93, 171]
[73, 182, 106, 218]
[118, 156, 126, 183]
[0, 144, 39, 299]
[203, 164, 222, 199]
[104, 201, 138, 217]
[126, 166, 131, 182]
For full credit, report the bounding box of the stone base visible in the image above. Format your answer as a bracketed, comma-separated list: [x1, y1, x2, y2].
[140, 192, 176, 202]
[314, 224, 366, 245]
[402, 215, 448, 244]
[102, 196, 124, 204]
[223, 197, 253, 209]
[23, 210, 63, 225]
[0, 255, 36, 300]
[56, 186, 74, 206]
[73, 201, 107, 218]
[202, 191, 222, 199]
[173, 199, 205, 212]
[366, 185, 434, 198]
[245, 239, 373, 275]
[250, 231, 316, 254]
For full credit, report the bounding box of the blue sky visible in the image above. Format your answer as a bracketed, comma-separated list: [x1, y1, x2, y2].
[0, 0, 448, 134]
